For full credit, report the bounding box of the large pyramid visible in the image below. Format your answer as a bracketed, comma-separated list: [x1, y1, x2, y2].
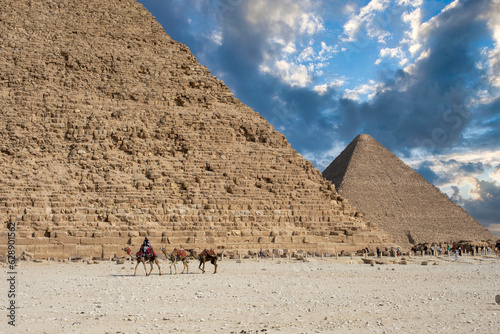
[0, 0, 393, 259]
[322, 134, 497, 246]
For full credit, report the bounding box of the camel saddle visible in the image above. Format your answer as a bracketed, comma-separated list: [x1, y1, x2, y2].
[200, 249, 216, 257]
[136, 247, 157, 258]
[176, 249, 187, 259]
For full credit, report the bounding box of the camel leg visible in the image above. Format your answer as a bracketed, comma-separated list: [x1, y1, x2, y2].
[171, 263, 174, 275]
[156, 259, 162, 276]
[182, 260, 188, 274]
[198, 259, 206, 273]
[213, 259, 217, 274]
[148, 261, 154, 276]
[134, 261, 140, 276]
[142, 260, 148, 276]
[170, 260, 177, 275]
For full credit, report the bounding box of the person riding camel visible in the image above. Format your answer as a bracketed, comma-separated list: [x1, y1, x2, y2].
[137, 236, 156, 258]
[142, 237, 150, 253]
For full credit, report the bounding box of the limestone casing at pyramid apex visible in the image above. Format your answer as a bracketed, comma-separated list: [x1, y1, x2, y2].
[355, 134, 375, 141]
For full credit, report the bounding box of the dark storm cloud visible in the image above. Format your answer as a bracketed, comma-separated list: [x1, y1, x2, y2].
[452, 179, 500, 230]
[450, 186, 462, 201]
[422, 159, 492, 186]
[414, 161, 440, 184]
[465, 96, 500, 149]
[337, 0, 494, 156]
[458, 162, 485, 174]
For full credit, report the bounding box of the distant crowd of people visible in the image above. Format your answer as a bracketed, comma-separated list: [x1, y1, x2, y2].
[410, 244, 493, 257]
[371, 244, 494, 258]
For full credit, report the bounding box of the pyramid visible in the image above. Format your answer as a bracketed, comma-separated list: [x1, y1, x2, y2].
[0, 0, 393, 259]
[322, 134, 497, 246]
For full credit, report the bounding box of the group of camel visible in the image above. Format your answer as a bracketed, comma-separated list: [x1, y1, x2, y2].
[122, 247, 218, 276]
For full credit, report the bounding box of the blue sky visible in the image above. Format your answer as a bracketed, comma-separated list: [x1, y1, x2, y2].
[138, 0, 500, 237]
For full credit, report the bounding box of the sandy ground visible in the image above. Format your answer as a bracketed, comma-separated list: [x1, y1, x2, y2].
[1, 254, 499, 334]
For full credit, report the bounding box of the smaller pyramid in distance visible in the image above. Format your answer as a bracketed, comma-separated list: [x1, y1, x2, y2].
[322, 134, 497, 246]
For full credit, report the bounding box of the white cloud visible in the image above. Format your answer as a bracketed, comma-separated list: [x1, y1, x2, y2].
[342, 80, 385, 100]
[400, 0, 461, 59]
[242, 0, 326, 88]
[407, 150, 500, 170]
[417, 48, 431, 60]
[210, 30, 223, 46]
[283, 42, 297, 54]
[313, 79, 345, 95]
[298, 46, 315, 62]
[275, 60, 311, 87]
[403, 48, 430, 74]
[259, 64, 271, 74]
[315, 62, 326, 70]
[441, 0, 461, 13]
[405, 150, 500, 203]
[492, 166, 500, 183]
[342, 16, 363, 42]
[303, 142, 348, 171]
[401, 7, 423, 56]
[314, 83, 329, 95]
[341, 0, 391, 43]
[246, 0, 323, 36]
[331, 78, 346, 87]
[375, 47, 406, 65]
[343, 2, 357, 15]
[318, 41, 339, 60]
[397, 0, 422, 7]
[361, 0, 391, 16]
[299, 12, 324, 35]
[245, 0, 342, 89]
[485, 0, 500, 88]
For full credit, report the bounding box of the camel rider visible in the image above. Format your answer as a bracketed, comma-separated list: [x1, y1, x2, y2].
[140, 237, 151, 258]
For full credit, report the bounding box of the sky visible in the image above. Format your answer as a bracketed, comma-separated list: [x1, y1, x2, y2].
[138, 0, 500, 237]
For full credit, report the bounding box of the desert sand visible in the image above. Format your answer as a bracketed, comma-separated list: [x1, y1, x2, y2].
[2, 254, 499, 334]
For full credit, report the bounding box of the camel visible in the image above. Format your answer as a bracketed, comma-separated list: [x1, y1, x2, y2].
[122, 247, 161, 276]
[160, 247, 194, 275]
[197, 249, 218, 274]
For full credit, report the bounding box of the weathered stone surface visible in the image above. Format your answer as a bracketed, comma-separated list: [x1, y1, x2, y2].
[0, 0, 394, 259]
[323, 134, 497, 247]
